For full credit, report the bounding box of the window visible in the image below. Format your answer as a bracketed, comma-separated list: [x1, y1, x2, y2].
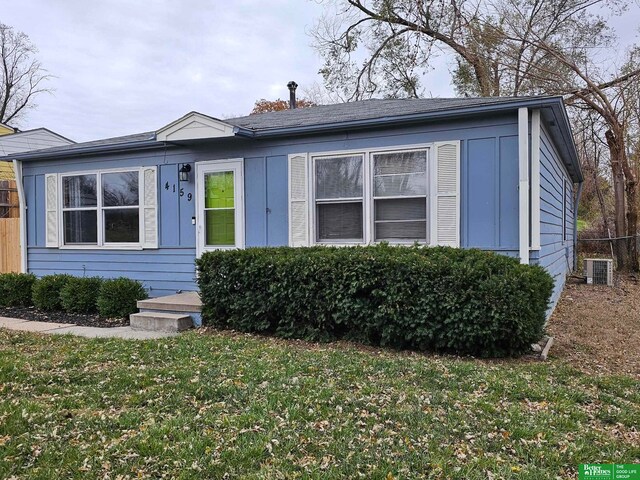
[314, 155, 364, 242]
[62, 174, 98, 244]
[204, 171, 235, 246]
[293, 142, 458, 248]
[61, 170, 140, 246]
[373, 150, 428, 242]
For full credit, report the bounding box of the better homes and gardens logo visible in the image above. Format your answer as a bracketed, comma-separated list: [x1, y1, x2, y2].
[579, 464, 640, 480]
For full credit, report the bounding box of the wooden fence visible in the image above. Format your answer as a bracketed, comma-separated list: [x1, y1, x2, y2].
[0, 180, 21, 273]
[0, 218, 20, 273]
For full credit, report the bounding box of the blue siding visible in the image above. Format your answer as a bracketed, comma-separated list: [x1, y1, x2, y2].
[499, 136, 519, 248]
[245, 157, 267, 247]
[24, 175, 36, 246]
[266, 155, 288, 246]
[27, 248, 197, 298]
[536, 122, 574, 310]
[23, 112, 577, 301]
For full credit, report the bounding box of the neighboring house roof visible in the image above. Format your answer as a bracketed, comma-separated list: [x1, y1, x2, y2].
[7, 96, 582, 182]
[0, 128, 74, 157]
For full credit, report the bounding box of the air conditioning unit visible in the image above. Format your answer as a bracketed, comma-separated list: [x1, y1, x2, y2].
[584, 258, 613, 286]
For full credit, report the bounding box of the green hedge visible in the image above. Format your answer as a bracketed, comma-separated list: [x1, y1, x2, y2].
[97, 277, 148, 318]
[196, 246, 554, 357]
[60, 277, 103, 314]
[0, 273, 36, 307]
[32, 274, 73, 311]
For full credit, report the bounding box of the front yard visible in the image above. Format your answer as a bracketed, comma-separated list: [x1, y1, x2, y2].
[1, 325, 638, 479]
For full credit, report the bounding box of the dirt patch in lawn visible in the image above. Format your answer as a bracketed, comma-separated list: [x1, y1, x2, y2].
[548, 275, 640, 378]
[0, 306, 128, 328]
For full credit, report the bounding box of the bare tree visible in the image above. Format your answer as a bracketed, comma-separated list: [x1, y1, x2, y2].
[311, 0, 622, 99]
[0, 23, 51, 125]
[498, 5, 640, 268]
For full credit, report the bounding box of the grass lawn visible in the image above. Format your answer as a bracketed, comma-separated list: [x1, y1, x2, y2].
[0, 330, 638, 479]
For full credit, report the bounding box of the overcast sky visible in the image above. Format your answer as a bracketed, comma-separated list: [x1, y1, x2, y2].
[3, 1, 639, 142]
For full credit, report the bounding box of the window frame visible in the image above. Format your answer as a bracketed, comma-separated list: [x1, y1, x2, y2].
[309, 143, 433, 246]
[312, 152, 366, 245]
[195, 158, 245, 256]
[58, 167, 144, 250]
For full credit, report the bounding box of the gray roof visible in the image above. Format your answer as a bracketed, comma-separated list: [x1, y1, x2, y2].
[225, 96, 537, 131]
[11, 131, 155, 156]
[0, 128, 74, 156]
[7, 96, 581, 183]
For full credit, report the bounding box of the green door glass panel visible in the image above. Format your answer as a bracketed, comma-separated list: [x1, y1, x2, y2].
[205, 210, 235, 246]
[205, 172, 235, 209]
[204, 171, 235, 246]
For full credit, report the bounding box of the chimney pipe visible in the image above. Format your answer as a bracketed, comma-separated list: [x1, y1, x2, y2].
[287, 81, 298, 109]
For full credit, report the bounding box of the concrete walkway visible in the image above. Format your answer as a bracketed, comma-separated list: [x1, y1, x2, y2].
[0, 316, 177, 339]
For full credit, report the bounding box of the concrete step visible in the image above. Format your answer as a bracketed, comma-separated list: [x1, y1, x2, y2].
[137, 292, 202, 313]
[130, 311, 193, 333]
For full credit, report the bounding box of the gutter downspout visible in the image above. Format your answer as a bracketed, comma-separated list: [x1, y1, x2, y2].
[12, 159, 27, 273]
[573, 181, 583, 271]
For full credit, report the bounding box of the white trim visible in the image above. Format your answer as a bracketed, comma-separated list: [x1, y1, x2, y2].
[195, 158, 245, 256]
[58, 167, 147, 249]
[44, 172, 59, 248]
[157, 112, 235, 142]
[432, 141, 460, 247]
[12, 160, 27, 273]
[288, 153, 310, 247]
[518, 107, 530, 265]
[531, 109, 541, 251]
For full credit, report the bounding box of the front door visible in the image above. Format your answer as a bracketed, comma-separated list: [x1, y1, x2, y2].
[196, 159, 244, 256]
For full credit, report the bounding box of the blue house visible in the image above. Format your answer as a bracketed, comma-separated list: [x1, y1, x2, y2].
[9, 96, 582, 322]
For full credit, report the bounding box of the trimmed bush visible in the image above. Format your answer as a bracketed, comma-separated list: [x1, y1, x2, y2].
[97, 277, 148, 318]
[196, 245, 554, 357]
[0, 273, 37, 307]
[32, 274, 73, 311]
[60, 277, 103, 314]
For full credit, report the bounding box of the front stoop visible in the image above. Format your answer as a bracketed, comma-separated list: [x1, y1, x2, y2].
[130, 312, 193, 333]
[131, 292, 203, 331]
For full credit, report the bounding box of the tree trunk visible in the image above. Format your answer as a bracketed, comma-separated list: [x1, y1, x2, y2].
[606, 129, 628, 269]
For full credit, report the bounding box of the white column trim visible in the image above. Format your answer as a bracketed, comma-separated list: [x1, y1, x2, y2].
[12, 160, 28, 273]
[518, 107, 530, 265]
[531, 110, 541, 251]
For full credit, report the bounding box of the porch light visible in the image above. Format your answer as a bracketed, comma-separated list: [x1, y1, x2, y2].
[179, 163, 191, 182]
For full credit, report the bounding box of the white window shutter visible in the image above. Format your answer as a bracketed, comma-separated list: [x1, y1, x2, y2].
[141, 166, 158, 249]
[288, 153, 309, 246]
[431, 141, 460, 247]
[45, 173, 59, 247]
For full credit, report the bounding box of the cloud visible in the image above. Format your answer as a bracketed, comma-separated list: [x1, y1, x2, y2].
[2, 0, 638, 142]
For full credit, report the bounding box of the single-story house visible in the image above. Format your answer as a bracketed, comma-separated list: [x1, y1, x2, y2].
[8, 95, 582, 317]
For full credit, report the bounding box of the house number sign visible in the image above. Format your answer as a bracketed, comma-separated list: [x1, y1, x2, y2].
[164, 182, 193, 202]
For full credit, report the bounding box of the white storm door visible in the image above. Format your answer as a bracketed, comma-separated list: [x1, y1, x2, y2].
[196, 159, 244, 256]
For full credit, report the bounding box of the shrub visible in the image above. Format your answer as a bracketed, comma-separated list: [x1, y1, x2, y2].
[32, 274, 73, 311]
[60, 277, 103, 314]
[97, 277, 148, 318]
[0, 273, 37, 307]
[196, 245, 554, 357]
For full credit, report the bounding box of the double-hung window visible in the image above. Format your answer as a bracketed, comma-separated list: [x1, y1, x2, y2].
[291, 141, 459, 248]
[373, 150, 428, 242]
[314, 154, 364, 243]
[61, 170, 140, 246]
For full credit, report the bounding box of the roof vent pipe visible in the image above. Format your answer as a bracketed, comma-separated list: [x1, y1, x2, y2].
[287, 81, 298, 109]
